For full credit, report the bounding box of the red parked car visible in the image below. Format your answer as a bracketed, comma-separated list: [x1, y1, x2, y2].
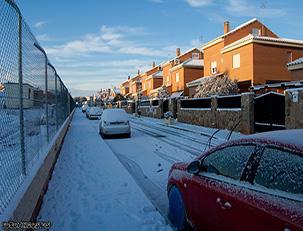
[167, 129, 303, 231]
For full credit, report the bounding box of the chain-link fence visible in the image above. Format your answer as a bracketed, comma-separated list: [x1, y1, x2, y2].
[0, 0, 74, 216]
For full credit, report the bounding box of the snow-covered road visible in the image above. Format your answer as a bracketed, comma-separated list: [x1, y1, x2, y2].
[38, 109, 242, 230]
[37, 110, 171, 231]
[91, 112, 241, 221]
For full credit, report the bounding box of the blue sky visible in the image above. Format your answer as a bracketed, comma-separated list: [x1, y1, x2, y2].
[16, 0, 303, 96]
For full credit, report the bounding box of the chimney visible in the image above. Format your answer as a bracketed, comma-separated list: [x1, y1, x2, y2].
[137, 69, 140, 75]
[176, 48, 181, 57]
[152, 61, 156, 68]
[224, 21, 230, 34]
[127, 75, 130, 80]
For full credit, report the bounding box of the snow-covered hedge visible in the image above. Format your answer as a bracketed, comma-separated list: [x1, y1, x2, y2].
[194, 75, 238, 98]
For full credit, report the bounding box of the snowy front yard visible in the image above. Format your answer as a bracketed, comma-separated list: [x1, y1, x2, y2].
[38, 110, 242, 230]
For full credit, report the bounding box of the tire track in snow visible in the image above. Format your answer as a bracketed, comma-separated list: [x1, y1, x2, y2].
[131, 123, 202, 156]
[103, 146, 173, 229]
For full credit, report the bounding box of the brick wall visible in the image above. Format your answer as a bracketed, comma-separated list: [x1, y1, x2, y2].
[290, 68, 303, 81]
[169, 98, 178, 118]
[139, 100, 163, 119]
[253, 44, 303, 84]
[177, 93, 254, 134]
[121, 101, 135, 114]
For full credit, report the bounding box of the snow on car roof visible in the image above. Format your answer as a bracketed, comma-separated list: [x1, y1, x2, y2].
[102, 109, 128, 121]
[233, 129, 303, 152]
[89, 107, 102, 112]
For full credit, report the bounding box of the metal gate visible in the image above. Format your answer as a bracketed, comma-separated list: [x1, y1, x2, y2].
[163, 99, 169, 113]
[254, 92, 285, 132]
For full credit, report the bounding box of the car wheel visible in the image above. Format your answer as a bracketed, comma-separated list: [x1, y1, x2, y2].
[126, 132, 131, 138]
[99, 129, 106, 139]
[168, 186, 190, 230]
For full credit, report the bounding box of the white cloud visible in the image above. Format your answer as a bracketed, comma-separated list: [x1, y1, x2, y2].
[44, 25, 195, 94]
[185, 0, 213, 7]
[45, 25, 170, 58]
[46, 36, 112, 56]
[226, 0, 285, 18]
[34, 21, 47, 29]
[36, 34, 53, 42]
[70, 88, 95, 97]
[190, 39, 201, 47]
[118, 46, 166, 57]
[55, 59, 153, 69]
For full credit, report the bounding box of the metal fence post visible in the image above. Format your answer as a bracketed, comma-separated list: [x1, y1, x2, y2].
[18, 6, 26, 176]
[45, 60, 49, 142]
[48, 63, 57, 131]
[67, 93, 71, 115]
[33, 43, 49, 142]
[65, 87, 68, 117]
[6, 0, 27, 176]
[55, 74, 58, 130]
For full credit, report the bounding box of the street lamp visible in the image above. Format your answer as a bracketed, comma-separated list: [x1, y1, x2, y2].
[137, 81, 141, 117]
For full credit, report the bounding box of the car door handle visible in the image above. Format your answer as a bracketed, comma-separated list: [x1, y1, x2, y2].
[216, 197, 232, 210]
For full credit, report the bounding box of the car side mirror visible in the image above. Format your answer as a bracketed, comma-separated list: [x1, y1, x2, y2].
[187, 160, 200, 174]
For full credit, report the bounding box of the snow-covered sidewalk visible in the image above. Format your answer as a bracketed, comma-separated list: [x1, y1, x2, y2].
[37, 110, 171, 231]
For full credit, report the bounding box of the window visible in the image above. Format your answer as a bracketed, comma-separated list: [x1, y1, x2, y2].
[254, 148, 303, 195]
[202, 145, 255, 180]
[233, 54, 240, 69]
[211, 61, 217, 74]
[192, 52, 200, 60]
[28, 88, 31, 99]
[252, 28, 260, 36]
[176, 73, 180, 83]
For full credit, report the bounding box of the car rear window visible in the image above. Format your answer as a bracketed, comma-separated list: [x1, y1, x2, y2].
[90, 107, 101, 112]
[203, 145, 255, 180]
[254, 147, 303, 195]
[103, 109, 127, 121]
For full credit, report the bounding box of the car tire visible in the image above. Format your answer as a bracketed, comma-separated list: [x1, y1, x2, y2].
[100, 129, 106, 139]
[168, 186, 190, 230]
[126, 132, 131, 138]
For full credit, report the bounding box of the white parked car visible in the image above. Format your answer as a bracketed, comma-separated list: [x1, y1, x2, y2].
[82, 104, 88, 112]
[87, 106, 103, 120]
[99, 109, 131, 138]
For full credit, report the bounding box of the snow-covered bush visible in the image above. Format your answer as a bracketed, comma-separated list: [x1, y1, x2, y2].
[163, 111, 173, 119]
[194, 75, 238, 98]
[157, 85, 169, 99]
